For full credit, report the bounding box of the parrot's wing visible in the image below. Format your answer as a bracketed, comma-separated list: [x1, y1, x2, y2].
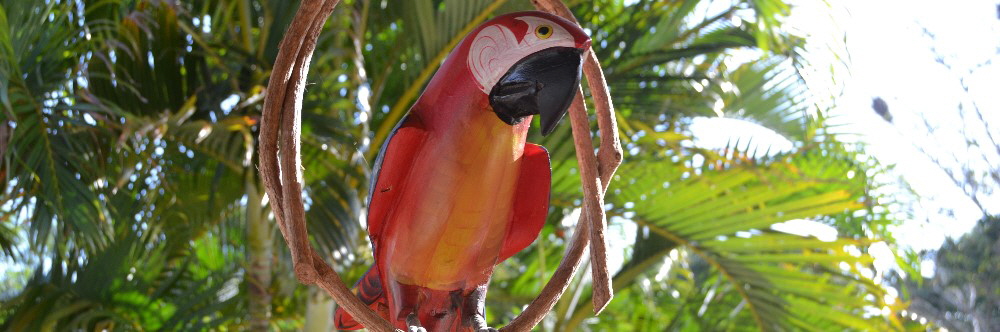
[498, 143, 551, 262]
[366, 115, 427, 246]
[333, 265, 389, 330]
[337, 117, 425, 330]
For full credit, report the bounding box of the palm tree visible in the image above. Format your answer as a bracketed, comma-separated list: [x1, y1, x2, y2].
[1, 0, 361, 329]
[1, 0, 908, 330]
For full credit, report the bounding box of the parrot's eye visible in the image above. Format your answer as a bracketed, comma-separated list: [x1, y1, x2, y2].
[535, 25, 553, 39]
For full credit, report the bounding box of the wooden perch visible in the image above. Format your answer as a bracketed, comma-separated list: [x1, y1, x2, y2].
[259, 0, 621, 331]
[534, 0, 622, 314]
[259, 0, 398, 331]
[504, 1, 624, 329]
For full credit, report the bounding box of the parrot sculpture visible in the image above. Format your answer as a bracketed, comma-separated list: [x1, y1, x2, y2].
[334, 11, 591, 332]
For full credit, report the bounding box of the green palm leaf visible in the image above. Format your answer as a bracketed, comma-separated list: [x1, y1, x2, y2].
[555, 152, 894, 331]
[1, 0, 110, 252]
[0, 230, 242, 331]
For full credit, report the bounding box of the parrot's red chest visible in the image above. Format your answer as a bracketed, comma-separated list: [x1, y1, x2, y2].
[378, 107, 530, 291]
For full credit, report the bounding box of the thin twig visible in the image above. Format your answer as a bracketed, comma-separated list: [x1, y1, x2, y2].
[258, 0, 398, 331]
[533, 0, 622, 314]
[502, 2, 626, 323]
[277, 0, 334, 285]
[501, 91, 605, 331]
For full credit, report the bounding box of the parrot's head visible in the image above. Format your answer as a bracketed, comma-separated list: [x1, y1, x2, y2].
[465, 11, 591, 136]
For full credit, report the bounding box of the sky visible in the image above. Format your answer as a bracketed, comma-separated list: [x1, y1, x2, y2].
[792, 0, 998, 250]
[679, 0, 1000, 283]
[695, 0, 997, 251]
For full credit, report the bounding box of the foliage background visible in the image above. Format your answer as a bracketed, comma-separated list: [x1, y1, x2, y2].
[0, 0, 931, 330]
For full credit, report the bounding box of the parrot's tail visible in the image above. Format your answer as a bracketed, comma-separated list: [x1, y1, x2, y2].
[334, 265, 387, 330]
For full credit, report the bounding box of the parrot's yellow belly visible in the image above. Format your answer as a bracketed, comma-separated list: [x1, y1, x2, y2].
[382, 110, 527, 291]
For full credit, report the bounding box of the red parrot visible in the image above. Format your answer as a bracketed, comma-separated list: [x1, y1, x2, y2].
[335, 11, 590, 332]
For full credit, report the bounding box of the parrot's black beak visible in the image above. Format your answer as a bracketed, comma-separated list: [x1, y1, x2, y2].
[489, 47, 584, 136]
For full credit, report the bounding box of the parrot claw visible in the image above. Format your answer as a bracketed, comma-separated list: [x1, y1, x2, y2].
[471, 313, 495, 332]
[406, 313, 427, 332]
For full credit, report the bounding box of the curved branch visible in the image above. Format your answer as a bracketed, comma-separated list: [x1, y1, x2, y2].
[258, 0, 398, 331]
[504, 1, 624, 329]
[543, 0, 623, 314]
[502, 92, 598, 331]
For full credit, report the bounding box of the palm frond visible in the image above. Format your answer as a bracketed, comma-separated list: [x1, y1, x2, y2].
[1, 0, 110, 252]
[558, 152, 894, 330]
[0, 224, 242, 331]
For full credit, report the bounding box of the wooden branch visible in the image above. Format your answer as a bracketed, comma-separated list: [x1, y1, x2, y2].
[258, 0, 399, 331]
[584, 54, 623, 189]
[500, 91, 600, 332]
[533, 0, 623, 314]
[564, 88, 612, 314]
[501, 79, 621, 331]
[578, 22, 622, 316]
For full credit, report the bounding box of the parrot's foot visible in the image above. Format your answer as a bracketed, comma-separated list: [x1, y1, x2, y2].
[466, 285, 496, 332]
[471, 311, 495, 332]
[407, 313, 427, 332]
[471, 316, 496, 332]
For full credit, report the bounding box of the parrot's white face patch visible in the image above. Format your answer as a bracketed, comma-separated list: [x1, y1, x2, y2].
[467, 16, 577, 94]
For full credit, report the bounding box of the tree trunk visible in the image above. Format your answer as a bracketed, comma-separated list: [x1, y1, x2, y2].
[304, 288, 335, 332]
[247, 173, 273, 331]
